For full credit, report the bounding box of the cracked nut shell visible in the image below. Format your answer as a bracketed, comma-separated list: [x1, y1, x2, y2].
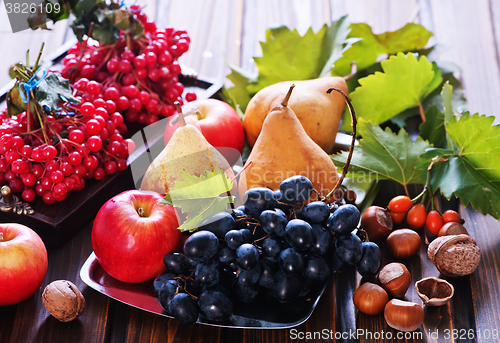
[42, 280, 85, 322]
[427, 234, 481, 277]
[415, 277, 454, 306]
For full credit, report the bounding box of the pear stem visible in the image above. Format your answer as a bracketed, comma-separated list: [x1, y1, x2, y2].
[324, 87, 357, 202]
[281, 84, 295, 107]
[175, 101, 186, 126]
[344, 61, 358, 81]
[231, 161, 253, 183]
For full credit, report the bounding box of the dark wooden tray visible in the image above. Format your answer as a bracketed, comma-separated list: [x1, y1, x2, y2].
[0, 41, 223, 247]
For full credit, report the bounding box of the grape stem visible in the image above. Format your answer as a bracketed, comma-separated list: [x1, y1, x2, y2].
[323, 87, 357, 202]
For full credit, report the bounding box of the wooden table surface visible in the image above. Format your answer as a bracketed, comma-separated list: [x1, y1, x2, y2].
[1, 1, 500, 342]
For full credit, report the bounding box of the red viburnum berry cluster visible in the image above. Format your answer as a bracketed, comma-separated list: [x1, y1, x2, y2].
[61, 7, 197, 125]
[0, 102, 135, 205]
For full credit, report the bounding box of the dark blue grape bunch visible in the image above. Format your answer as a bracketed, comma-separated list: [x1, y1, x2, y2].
[154, 175, 379, 324]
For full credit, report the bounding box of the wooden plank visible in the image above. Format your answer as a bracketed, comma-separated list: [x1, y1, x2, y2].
[154, 0, 242, 83]
[424, 0, 500, 124]
[461, 205, 500, 343]
[0, 223, 110, 343]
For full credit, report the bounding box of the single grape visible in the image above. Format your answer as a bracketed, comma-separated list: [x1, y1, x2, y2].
[163, 253, 187, 274]
[259, 209, 287, 237]
[217, 246, 236, 267]
[225, 230, 244, 250]
[335, 232, 363, 265]
[195, 259, 220, 287]
[355, 242, 382, 277]
[199, 211, 236, 239]
[272, 270, 302, 302]
[198, 289, 233, 322]
[185, 277, 203, 297]
[296, 201, 330, 223]
[234, 282, 259, 303]
[169, 293, 199, 325]
[278, 247, 305, 275]
[153, 272, 177, 296]
[326, 204, 360, 236]
[158, 279, 180, 312]
[183, 231, 219, 262]
[309, 224, 332, 255]
[279, 175, 313, 203]
[239, 228, 253, 243]
[262, 236, 284, 262]
[285, 219, 313, 251]
[236, 262, 262, 287]
[259, 260, 278, 289]
[243, 187, 276, 214]
[236, 243, 259, 270]
[303, 255, 330, 282]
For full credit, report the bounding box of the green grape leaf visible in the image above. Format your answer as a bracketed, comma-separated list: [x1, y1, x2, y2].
[244, 16, 353, 95]
[422, 113, 500, 219]
[419, 106, 447, 148]
[36, 71, 79, 111]
[221, 62, 255, 111]
[332, 23, 433, 77]
[331, 119, 433, 186]
[344, 52, 442, 131]
[161, 167, 235, 232]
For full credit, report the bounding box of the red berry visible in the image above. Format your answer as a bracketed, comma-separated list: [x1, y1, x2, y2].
[133, 55, 147, 69]
[74, 178, 85, 191]
[74, 164, 87, 177]
[81, 64, 96, 78]
[95, 107, 109, 119]
[107, 58, 120, 73]
[122, 73, 136, 85]
[426, 210, 444, 235]
[9, 178, 24, 193]
[5, 150, 20, 164]
[86, 119, 102, 135]
[94, 167, 106, 180]
[11, 159, 28, 174]
[104, 87, 121, 101]
[118, 59, 132, 74]
[87, 81, 102, 95]
[50, 170, 64, 183]
[11, 136, 24, 149]
[407, 204, 427, 230]
[32, 164, 44, 178]
[22, 188, 36, 202]
[105, 100, 117, 114]
[81, 102, 96, 115]
[84, 155, 99, 170]
[442, 210, 462, 224]
[129, 98, 142, 112]
[121, 49, 135, 62]
[145, 52, 157, 66]
[138, 91, 151, 105]
[185, 92, 197, 102]
[117, 159, 127, 171]
[43, 145, 58, 160]
[93, 98, 107, 108]
[116, 96, 130, 111]
[21, 173, 36, 187]
[42, 191, 56, 205]
[64, 177, 76, 192]
[135, 68, 148, 79]
[388, 195, 412, 213]
[87, 136, 103, 152]
[169, 62, 181, 75]
[104, 161, 117, 174]
[110, 112, 124, 127]
[69, 129, 85, 144]
[148, 69, 161, 82]
[158, 51, 173, 65]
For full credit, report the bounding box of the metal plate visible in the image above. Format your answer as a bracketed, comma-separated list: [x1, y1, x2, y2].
[80, 252, 329, 329]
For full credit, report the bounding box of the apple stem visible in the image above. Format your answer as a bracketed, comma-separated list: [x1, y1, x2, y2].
[0, 232, 3, 242]
[281, 84, 295, 107]
[175, 101, 186, 126]
[137, 207, 146, 217]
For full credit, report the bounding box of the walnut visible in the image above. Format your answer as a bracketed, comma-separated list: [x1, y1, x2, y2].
[427, 234, 481, 277]
[42, 280, 85, 322]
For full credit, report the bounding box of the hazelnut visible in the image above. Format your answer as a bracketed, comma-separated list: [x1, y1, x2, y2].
[415, 277, 454, 306]
[378, 262, 411, 298]
[384, 299, 424, 332]
[42, 280, 85, 322]
[360, 206, 393, 241]
[386, 229, 421, 259]
[437, 222, 468, 237]
[353, 282, 389, 315]
[427, 234, 481, 277]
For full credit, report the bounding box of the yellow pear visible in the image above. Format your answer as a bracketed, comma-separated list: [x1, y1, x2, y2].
[141, 107, 234, 195]
[238, 85, 339, 201]
[244, 76, 347, 153]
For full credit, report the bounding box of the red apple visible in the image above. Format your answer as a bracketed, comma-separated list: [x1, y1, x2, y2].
[164, 99, 245, 162]
[92, 190, 181, 283]
[0, 223, 48, 305]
